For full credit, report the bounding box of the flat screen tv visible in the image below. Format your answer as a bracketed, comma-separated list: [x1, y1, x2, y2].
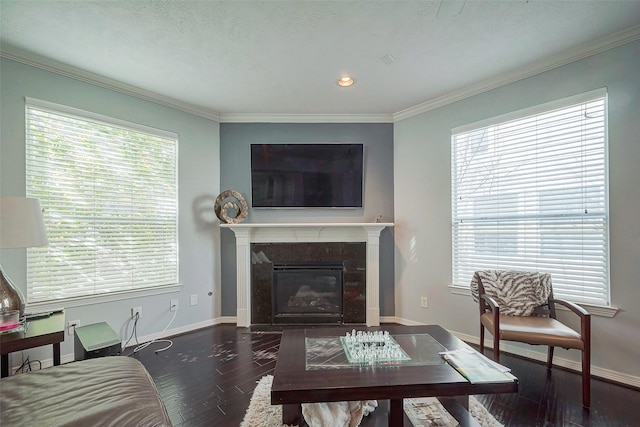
[251, 143, 364, 208]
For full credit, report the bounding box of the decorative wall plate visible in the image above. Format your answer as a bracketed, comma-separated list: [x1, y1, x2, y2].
[214, 190, 248, 224]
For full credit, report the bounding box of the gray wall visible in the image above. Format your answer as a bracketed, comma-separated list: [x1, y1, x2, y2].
[3, 38, 637, 385]
[219, 123, 395, 317]
[393, 40, 640, 381]
[0, 58, 221, 362]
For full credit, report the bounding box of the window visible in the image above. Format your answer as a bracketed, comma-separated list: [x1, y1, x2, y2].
[25, 98, 178, 303]
[451, 89, 609, 306]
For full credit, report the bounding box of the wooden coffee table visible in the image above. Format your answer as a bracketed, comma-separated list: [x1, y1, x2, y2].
[271, 324, 518, 427]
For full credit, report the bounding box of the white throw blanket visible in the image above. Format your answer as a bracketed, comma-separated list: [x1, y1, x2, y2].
[240, 375, 504, 427]
[302, 400, 378, 427]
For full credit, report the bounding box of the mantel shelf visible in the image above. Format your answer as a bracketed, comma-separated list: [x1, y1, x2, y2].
[220, 222, 394, 228]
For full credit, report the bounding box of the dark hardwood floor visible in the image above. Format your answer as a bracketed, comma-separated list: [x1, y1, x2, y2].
[130, 324, 639, 427]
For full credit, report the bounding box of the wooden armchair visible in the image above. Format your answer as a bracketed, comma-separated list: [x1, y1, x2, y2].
[471, 270, 591, 407]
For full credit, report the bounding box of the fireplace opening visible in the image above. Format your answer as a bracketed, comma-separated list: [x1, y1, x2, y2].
[272, 262, 343, 324]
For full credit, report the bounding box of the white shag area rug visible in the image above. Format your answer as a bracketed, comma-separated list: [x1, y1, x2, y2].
[240, 375, 503, 427]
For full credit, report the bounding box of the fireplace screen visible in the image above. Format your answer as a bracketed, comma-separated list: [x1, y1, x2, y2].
[272, 262, 343, 324]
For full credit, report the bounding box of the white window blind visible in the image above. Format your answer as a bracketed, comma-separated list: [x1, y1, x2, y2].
[451, 89, 609, 306]
[25, 99, 178, 302]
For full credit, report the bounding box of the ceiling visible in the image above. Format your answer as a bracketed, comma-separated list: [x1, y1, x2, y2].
[1, 1, 640, 121]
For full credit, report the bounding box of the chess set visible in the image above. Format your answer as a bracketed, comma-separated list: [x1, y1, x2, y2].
[340, 329, 411, 365]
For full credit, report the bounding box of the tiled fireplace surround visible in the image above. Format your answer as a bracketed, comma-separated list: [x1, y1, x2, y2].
[221, 223, 393, 327]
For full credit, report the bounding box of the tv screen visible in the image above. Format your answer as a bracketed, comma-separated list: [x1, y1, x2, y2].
[251, 143, 364, 208]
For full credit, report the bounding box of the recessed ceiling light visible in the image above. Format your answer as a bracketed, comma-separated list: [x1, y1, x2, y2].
[337, 76, 355, 87]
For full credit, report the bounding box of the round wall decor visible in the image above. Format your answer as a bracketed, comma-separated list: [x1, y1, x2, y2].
[214, 190, 248, 224]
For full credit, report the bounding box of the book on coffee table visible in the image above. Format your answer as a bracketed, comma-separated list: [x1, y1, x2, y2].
[403, 396, 460, 427]
[440, 349, 516, 384]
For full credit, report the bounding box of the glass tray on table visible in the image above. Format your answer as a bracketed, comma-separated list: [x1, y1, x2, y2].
[305, 331, 448, 370]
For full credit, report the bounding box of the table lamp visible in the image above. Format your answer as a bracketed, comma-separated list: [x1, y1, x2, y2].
[0, 197, 49, 323]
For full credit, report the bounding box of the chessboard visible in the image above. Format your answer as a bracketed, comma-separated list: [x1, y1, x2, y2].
[340, 329, 411, 364]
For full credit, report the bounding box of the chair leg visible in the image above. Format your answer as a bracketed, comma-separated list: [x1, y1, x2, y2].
[480, 326, 485, 354]
[493, 336, 500, 363]
[547, 346, 554, 370]
[582, 347, 591, 408]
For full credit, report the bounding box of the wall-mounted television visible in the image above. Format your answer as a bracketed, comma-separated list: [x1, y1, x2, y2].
[251, 143, 364, 208]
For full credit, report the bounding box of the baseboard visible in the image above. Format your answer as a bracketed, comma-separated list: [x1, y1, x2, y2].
[9, 316, 233, 375]
[217, 316, 238, 324]
[11, 316, 640, 390]
[380, 315, 422, 325]
[450, 329, 640, 389]
[389, 316, 640, 389]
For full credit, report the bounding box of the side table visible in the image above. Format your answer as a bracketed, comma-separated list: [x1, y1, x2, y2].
[74, 322, 121, 360]
[0, 310, 65, 377]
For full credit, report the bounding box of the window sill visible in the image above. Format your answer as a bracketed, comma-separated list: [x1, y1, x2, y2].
[448, 284, 619, 318]
[26, 283, 183, 311]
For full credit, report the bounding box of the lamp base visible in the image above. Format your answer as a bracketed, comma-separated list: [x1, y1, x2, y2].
[0, 264, 26, 318]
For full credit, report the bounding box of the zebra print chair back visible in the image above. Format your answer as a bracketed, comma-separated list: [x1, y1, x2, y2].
[470, 270, 552, 316]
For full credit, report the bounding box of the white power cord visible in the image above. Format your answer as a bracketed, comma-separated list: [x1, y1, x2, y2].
[132, 308, 177, 354]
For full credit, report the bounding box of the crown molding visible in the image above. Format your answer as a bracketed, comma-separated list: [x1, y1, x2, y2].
[219, 113, 393, 123]
[0, 44, 221, 122]
[393, 24, 640, 122]
[3, 24, 639, 125]
[0, 44, 391, 123]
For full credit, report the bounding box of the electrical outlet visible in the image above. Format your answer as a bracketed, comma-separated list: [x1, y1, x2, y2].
[190, 294, 197, 306]
[170, 299, 178, 311]
[420, 297, 429, 308]
[131, 306, 142, 319]
[67, 320, 80, 335]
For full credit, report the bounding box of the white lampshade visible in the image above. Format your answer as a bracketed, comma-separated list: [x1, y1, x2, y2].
[0, 197, 49, 249]
[1, 197, 49, 318]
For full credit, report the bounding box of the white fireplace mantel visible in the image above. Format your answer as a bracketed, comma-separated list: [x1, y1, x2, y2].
[220, 222, 393, 327]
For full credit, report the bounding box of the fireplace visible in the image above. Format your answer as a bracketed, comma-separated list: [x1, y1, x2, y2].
[272, 262, 343, 324]
[251, 242, 366, 325]
[220, 222, 393, 327]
